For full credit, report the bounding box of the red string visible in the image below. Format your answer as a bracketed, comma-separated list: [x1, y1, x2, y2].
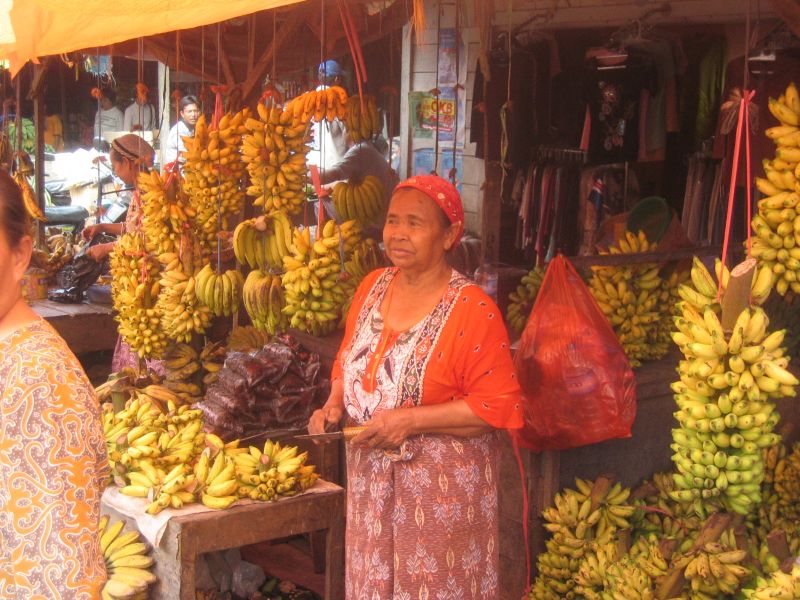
[512, 435, 531, 594]
[309, 164, 325, 240]
[744, 97, 753, 259]
[717, 90, 755, 302]
[336, 0, 366, 112]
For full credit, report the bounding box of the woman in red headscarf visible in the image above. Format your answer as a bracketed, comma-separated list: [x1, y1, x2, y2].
[309, 175, 522, 599]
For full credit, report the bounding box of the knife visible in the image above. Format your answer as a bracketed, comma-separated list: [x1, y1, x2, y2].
[294, 426, 367, 443]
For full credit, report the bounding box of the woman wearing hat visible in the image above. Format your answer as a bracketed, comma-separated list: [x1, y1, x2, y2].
[308, 175, 522, 599]
[82, 134, 162, 373]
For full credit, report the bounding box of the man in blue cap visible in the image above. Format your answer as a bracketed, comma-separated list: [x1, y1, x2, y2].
[308, 59, 347, 171]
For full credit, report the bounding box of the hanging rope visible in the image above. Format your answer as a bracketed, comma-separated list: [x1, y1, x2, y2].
[215, 23, 223, 275]
[449, 0, 461, 185]
[432, 0, 442, 175]
[317, 0, 327, 239]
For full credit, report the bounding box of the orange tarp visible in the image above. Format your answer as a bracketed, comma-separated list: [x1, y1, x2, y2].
[0, 0, 303, 76]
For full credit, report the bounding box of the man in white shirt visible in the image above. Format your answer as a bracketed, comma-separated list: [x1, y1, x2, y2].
[307, 60, 348, 172]
[123, 98, 156, 132]
[162, 95, 200, 166]
[93, 89, 124, 146]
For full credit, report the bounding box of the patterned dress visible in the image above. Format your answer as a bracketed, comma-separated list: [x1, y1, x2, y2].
[0, 319, 109, 599]
[334, 268, 522, 600]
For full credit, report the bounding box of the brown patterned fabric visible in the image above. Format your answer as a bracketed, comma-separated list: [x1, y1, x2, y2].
[0, 319, 109, 598]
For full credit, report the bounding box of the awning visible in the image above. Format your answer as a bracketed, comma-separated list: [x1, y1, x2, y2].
[0, 0, 304, 76]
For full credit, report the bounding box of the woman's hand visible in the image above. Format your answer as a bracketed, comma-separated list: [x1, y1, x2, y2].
[82, 223, 104, 241]
[85, 242, 113, 262]
[351, 408, 415, 450]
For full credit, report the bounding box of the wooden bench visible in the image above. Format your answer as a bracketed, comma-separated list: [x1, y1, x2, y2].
[32, 299, 117, 354]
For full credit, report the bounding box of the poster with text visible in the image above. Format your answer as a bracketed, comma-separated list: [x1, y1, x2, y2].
[412, 148, 464, 192]
[409, 87, 465, 147]
[438, 28, 468, 86]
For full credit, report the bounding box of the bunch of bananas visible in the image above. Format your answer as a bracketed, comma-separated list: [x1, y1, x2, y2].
[110, 233, 168, 360]
[529, 478, 637, 599]
[156, 237, 211, 343]
[31, 232, 75, 274]
[331, 175, 385, 226]
[182, 110, 249, 248]
[338, 238, 384, 324]
[199, 340, 226, 386]
[193, 449, 240, 509]
[231, 440, 319, 502]
[669, 258, 797, 515]
[588, 230, 666, 366]
[12, 164, 46, 222]
[99, 516, 156, 600]
[743, 564, 800, 599]
[774, 442, 800, 522]
[752, 82, 800, 296]
[650, 268, 691, 351]
[344, 94, 381, 142]
[227, 325, 270, 352]
[232, 212, 293, 271]
[679, 541, 750, 597]
[634, 471, 704, 554]
[587, 537, 668, 600]
[281, 220, 362, 335]
[283, 86, 348, 126]
[242, 269, 287, 334]
[194, 264, 244, 317]
[506, 266, 546, 334]
[139, 168, 195, 255]
[163, 342, 201, 379]
[764, 292, 800, 358]
[243, 103, 310, 215]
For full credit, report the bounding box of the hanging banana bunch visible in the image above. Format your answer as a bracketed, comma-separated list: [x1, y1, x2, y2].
[752, 82, 800, 296]
[12, 164, 46, 222]
[332, 175, 385, 227]
[182, 110, 249, 250]
[139, 169, 196, 255]
[110, 233, 168, 360]
[281, 220, 362, 336]
[242, 269, 287, 334]
[232, 212, 294, 271]
[344, 94, 381, 142]
[506, 266, 546, 335]
[587, 230, 665, 367]
[669, 258, 797, 516]
[194, 264, 244, 318]
[242, 103, 311, 216]
[283, 86, 348, 126]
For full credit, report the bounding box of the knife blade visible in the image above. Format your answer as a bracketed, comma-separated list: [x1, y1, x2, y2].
[294, 426, 367, 443]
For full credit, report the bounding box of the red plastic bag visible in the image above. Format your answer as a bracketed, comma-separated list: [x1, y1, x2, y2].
[512, 255, 637, 451]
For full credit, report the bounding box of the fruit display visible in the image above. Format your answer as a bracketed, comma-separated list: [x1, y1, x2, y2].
[231, 440, 319, 502]
[679, 539, 751, 597]
[242, 103, 311, 216]
[182, 110, 250, 249]
[109, 232, 168, 360]
[743, 565, 800, 599]
[331, 175, 385, 226]
[343, 94, 381, 142]
[227, 325, 271, 352]
[30, 232, 76, 275]
[242, 269, 288, 334]
[139, 168, 195, 256]
[103, 394, 321, 514]
[587, 230, 669, 367]
[194, 264, 244, 317]
[752, 81, 800, 296]
[232, 212, 294, 271]
[200, 334, 328, 439]
[668, 258, 797, 516]
[156, 235, 211, 343]
[199, 340, 227, 387]
[506, 266, 546, 335]
[281, 219, 363, 336]
[282, 86, 348, 126]
[99, 516, 156, 600]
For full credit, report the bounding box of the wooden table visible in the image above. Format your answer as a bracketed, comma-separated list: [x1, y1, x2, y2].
[102, 483, 345, 600]
[32, 299, 117, 354]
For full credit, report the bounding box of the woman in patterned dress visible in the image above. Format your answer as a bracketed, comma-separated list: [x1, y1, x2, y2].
[0, 170, 109, 598]
[309, 175, 523, 599]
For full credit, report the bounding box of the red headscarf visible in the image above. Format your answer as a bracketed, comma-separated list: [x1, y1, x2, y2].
[394, 175, 464, 246]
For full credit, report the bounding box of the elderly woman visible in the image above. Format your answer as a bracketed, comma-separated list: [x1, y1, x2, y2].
[0, 169, 109, 598]
[309, 175, 522, 599]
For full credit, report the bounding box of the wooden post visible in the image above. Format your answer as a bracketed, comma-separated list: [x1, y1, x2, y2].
[32, 64, 46, 242]
[721, 258, 756, 330]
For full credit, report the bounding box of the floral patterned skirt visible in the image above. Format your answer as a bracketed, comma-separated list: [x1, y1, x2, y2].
[344, 432, 500, 600]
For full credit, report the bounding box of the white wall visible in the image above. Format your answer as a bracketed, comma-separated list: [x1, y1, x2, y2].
[400, 0, 776, 235]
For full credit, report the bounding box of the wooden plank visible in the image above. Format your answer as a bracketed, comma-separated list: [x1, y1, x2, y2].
[32, 300, 118, 354]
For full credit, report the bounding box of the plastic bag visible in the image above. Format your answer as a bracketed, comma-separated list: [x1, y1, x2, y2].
[513, 255, 637, 451]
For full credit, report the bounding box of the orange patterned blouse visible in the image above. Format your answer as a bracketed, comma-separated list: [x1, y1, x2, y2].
[0, 319, 109, 599]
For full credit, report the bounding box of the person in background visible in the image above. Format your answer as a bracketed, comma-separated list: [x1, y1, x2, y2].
[162, 95, 200, 166]
[43, 104, 65, 152]
[308, 174, 522, 599]
[93, 88, 124, 146]
[123, 83, 156, 132]
[0, 169, 109, 598]
[307, 60, 348, 172]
